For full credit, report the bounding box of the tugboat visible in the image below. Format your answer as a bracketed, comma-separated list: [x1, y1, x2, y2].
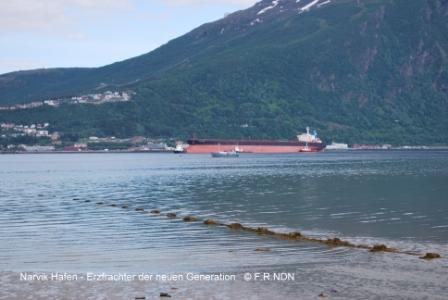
[234, 145, 244, 153]
[211, 144, 239, 158]
[173, 143, 185, 154]
[299, 142, 313, 152]
[211, 150, 239, 158]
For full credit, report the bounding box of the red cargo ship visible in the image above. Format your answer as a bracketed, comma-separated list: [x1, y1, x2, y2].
[180, 127, 325, 154]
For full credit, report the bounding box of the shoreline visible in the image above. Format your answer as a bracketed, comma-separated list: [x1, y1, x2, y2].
[0, 150, 173, 155]
[2, 259, 447, 300]
[0, 270, 318, 300]
[2, 148, 448, 155]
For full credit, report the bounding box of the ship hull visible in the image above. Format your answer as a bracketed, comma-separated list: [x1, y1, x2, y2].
[186, 139, 325, 154]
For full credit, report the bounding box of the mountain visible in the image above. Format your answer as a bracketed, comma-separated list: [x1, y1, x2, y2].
[1, 0, 447, 144]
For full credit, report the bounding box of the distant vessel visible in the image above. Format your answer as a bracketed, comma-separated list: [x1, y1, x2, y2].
[234, 145, 244, 153]
[351, 144, 392, 150]
[299, 142, 313, 152]
[211, 151, 239, 158]
[185, 127, 325, 154]
[325, 142, 349, 150]
[173, 144, 186, 153]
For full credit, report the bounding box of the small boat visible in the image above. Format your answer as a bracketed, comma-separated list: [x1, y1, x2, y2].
[299, 142, 313, 153]
[211, 151, 239, 158]
[173, 144, 185, 154]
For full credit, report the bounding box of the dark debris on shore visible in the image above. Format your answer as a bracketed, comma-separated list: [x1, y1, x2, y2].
[82, 199, 442, 260]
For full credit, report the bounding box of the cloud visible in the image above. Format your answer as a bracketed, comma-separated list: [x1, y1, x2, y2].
[0, 0, 257, 33]
[0, 58, 44, 73]
[0, 0, 258, 73]
[0, 0, 131, 33]
[164, 0, 256, 6]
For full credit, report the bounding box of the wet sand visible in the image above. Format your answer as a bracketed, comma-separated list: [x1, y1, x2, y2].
[2, 252, 448, 300]
[1, 271, 301, 300]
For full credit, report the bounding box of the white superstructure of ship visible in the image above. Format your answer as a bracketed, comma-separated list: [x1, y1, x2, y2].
[297, 127, 322, 143]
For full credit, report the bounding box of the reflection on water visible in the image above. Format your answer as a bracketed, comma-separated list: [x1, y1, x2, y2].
[0, 151, 447, 276]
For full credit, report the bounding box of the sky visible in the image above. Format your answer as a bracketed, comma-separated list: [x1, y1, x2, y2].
[0, 0, 256, 75]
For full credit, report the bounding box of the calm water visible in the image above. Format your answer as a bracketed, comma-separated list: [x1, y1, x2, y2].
[1, 151, 448, 298]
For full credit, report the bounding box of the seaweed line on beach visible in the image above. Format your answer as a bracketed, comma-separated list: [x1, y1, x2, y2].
[79, 198, 442, 260]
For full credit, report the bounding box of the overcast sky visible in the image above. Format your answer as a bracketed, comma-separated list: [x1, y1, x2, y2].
[0, 0, 256, 74]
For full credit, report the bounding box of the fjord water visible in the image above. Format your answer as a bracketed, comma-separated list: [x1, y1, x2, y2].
[1, 151, 447, 298]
